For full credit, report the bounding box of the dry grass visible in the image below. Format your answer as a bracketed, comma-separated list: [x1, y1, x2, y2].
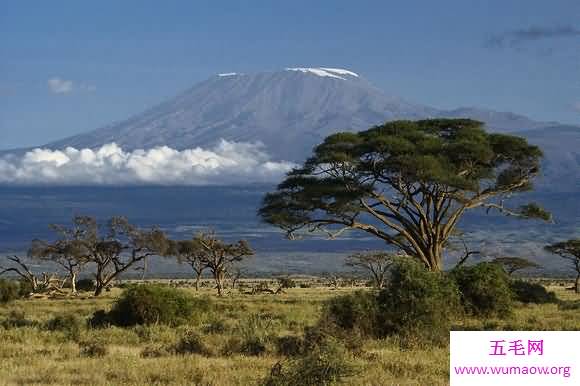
[0, 281, 578, 386]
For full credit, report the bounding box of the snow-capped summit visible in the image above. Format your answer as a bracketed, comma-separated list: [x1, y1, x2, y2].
[39, 67, 580, 190]
[285, 67, 359, 80]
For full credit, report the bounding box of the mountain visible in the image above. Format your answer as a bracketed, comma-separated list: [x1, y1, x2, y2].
[33, 67, 580, 190]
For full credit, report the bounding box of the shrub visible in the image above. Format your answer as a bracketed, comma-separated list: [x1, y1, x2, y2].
[0, 279, 20, 304]
[277, 277, 296, 289]
[202, 318, 229, 334]
[275, 335, 304, 357]
[1, 310, 37, 328]
[510, 280, 558, 304]
[262, 337, 357, 386]
[88, 309, 111, 328]
[17, 279, 34, 298]
[240, 337, 268, 356]
[45, 314, 83, 340]
[79, 340, 108, 357]
[321, 290, 378, 337]
[376, 258, 461, 347]
[173, 330, 213, 356]
[141, 344, 171, 358]
[75, 278, 95, 292]
[100, 285, 204, 327]
[452, 263, 513, 317]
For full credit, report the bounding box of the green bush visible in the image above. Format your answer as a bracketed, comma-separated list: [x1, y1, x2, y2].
[0, 279, 20, 304]
[510, 280, 558, 304]
[452, 263, 513, 317]
[95, 285, 205, 327]
[17, 279, 34, 298]
[75, 278, 95, 292]
[321, 290, 378, 337]
[275, 335, 304, 357]
[0, 310, 38, 328]
[45, 314, 83, 340]
[262, 337, 357, 386]
[376, 258, 461, 347]
[173, 329, 213, 356]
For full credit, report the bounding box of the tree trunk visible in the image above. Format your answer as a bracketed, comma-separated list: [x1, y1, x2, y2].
[575, 272, 580, 294]
[194, 272, 201, 291]
[94, 285, 104, 297]
[214, 271, 224, 296]
[70, 271, 77, 294]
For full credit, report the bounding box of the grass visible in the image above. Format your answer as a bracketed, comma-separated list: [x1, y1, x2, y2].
[0, 280, 578, 386]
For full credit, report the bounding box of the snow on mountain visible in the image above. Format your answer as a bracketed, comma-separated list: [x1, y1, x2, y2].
[284, 67, 359, 79]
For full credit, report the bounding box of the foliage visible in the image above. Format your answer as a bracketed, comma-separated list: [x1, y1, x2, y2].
[262, 336, 358, 386]
[491, 257, 541, 275]
[452, 263, 513, 317]
[173, 329, 214, 356]
[75, 278, 95, 292]
[45, 314, 83, 340]
[545, 239, 580, 293]
[260, 119, 548, 271]
[510, 280, 558, 304]
[100, 285, 200, 327]
[321, 290, 379, 337]
[275, 335, 304, 357]
[37, 216, 171, 296]
[377, 258, 461, 347]
[0, 279, 20, 304]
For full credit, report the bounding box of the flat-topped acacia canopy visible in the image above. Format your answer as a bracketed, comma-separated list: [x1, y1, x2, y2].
[259, 119, 551, 271]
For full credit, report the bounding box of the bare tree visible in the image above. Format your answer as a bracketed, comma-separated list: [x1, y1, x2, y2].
[0, 255, 64, 295]
[192, 232, 253, 296]
[345, 251, 394, 288]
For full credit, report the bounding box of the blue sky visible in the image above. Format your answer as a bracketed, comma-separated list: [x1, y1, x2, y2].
[1, 0, 578, 149]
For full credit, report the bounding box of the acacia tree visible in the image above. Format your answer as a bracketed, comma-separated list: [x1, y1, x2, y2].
[192, 232, 253, 296]
[491, 256, 541, 276]
[260, 119, 551, 271]
[28, 219, 94, 294]
[51, 216, 169, 296]
[545, 239, 580, 293]
[168, 239, 207, 291]
[345, 251, 394, 288]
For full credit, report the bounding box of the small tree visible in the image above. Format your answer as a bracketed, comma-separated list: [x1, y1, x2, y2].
[491, 256, 541, 276]
[51, 216, 170, 296]
[28, 219, 92, 293]
[168, 239, 207, 291]
[192, 232, 253, 296]
[545, 239, 580, 293]
[345, 251, 394, 288]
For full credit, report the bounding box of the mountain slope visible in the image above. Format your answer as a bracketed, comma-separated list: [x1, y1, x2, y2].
[38, 68, 580, 190]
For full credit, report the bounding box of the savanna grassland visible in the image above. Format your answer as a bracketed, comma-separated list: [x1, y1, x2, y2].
[0, 279, 579, 386]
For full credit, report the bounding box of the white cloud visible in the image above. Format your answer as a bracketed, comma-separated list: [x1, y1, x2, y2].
[47, 77, 74, 94]
[0, 141, 295, 186]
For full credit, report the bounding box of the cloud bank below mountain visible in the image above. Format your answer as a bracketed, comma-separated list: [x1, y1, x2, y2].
[0, 141, 295, 185]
